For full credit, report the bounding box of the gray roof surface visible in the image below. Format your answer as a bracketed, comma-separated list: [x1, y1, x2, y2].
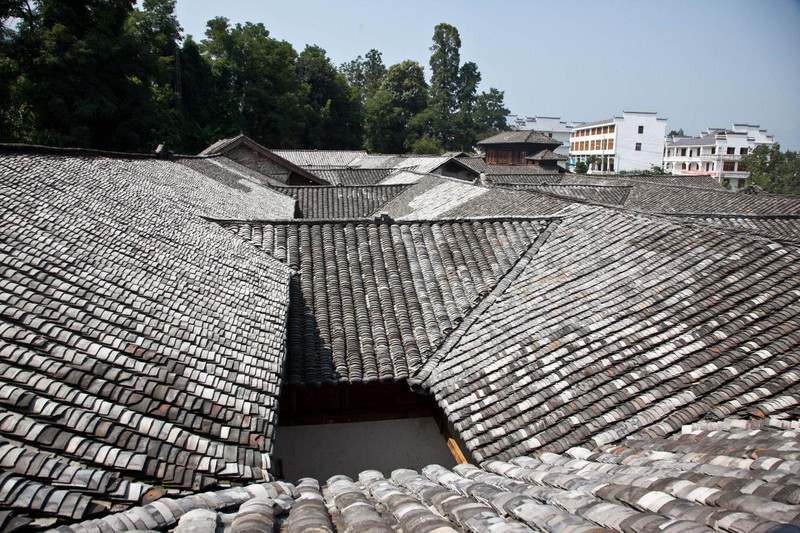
[375, 174, 574, 220]
[218, 217, 551, 386]
[418, 206, 800, 462]
[525, 149, 569, 161]
[0, 148, 293, 525]
[477, 130, 562, 146]
[668, 213, 800, 244]
[310, 167, 395, 186]
[500, 183, 633, 206]
[270, 149, 368, 168]
[573, 118, 615, 129]
[58, 418, 800, 533]
[666, 134, 718, 147]
[273, 184, 409, 219]
[176, 155, 288, 188]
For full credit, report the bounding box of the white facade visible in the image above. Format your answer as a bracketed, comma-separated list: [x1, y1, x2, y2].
[506, 115, 578, 161]
[664, 123, 775, 190]
[568, 111, 667, 173]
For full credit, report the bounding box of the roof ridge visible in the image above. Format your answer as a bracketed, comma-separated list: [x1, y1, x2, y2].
[410, 219, 562, 389]
[0, 142, 158, 159]
[208, 215, 564, 226]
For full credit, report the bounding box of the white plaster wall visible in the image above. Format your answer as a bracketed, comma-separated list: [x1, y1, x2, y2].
[615, 114, 666, 171]
[273, 417, 458, 482]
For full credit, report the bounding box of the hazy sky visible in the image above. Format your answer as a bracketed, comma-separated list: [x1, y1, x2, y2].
[175, 0, 800, 150]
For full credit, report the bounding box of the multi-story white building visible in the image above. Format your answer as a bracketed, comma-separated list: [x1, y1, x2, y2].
[506, 115, 580, 161]
[569, 111, 667, 173]
[663, 124, 775, 190]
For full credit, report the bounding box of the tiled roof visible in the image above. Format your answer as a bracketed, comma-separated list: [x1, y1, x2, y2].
[270, 149, 367, 167]
[500, 183, 633, 206]
[176, 155, 288, 188]
[558, 174, 726, 190]
[669, 214, 800, 244]
[666, 134, 718, 147]
[525, 149, 568, 161]
[59, 418, 800, 533]
[573, 117, 615, 128]
[478, 130, 562, 146]
[488, 173, 563, 185]
[0, 148, 293, 525]
[218, 218, 553, 385]
[550, 175, 800, 215]
[199, 135, 328, 184]
[485, 164, 554, 176]
[457, 156, 489, 174]
[310, 167, 394, 186]
[418, 207, 800, 462]
[272, 185, 409, 219]
[375, 174, 574, 220]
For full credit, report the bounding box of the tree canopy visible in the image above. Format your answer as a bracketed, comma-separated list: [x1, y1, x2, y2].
[740, 144, 800, 195]
[1, 6, 507, 155]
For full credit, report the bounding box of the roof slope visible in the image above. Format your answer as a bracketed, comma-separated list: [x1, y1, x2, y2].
[499, 183, 633, 206]
[669, 214, 800, 244]
[376, 174, 574, 220]
[310, 167, 394, 186]
[525, 149, 568, 161]
[59, 418, 800, 533]
[478, 130, 561, 146]
[199, 135, 328, 184]
[559, 173, 726, 191]
[176, 155, 288, 188]
[419, 207, 800, 462]
[0, 149, 292, 525]
[270, 149, 367, 168]
[218, 218, 553, 386]
[273, 185, 409, 219]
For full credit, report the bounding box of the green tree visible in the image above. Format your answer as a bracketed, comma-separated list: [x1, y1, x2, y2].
[3, 0, 160, 150]
[363, 60, 427, 153]
[473, 88, 509, 141]
[667, 128, 685, 137]
[740, 144, 800, 195]
[575, 161, 588, 174]
[408, 135, 443, 155]
[340, 48, 386, 101]
[429, 23, 461, 148]
[297, 45, 363, 149]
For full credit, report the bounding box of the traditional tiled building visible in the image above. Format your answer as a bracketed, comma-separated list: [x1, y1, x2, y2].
[1, 142, 800, 532]
[476, 130, 567, 172]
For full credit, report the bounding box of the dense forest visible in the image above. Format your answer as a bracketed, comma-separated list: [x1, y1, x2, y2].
[0, 0, 510, 155]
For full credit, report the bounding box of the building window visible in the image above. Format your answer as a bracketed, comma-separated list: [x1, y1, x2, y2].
[723, 161, 735, 171]
[681, 148, 687, 156]
[681, 163, 686, 170]
[635, 143, 642, 151]
[740, 147, 748, 155]
[608, 139, 614, 150]
[609, 125, 615, 133]
[738, 161, 746, 171]
[711, 147, 716, 155]
[638, 126, 644, 134]
[548, 133, 553, 137]
[727, 147, 735, 155]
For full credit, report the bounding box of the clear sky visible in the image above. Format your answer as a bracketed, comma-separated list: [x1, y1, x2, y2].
[175, 0, 800, 150]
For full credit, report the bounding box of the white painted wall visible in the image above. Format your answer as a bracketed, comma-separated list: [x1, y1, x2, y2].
[273, 417, 457, 482]
[614, 112, 667, 172]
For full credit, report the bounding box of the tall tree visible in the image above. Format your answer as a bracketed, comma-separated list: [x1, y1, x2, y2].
[340, 48, 386, 101]
[201, 18, 307, 147]
[428, 23, 461, 148]
[473, 88, 509, 140]
[740, 144, 800, 195]
[363, 60, 427, 153]
[297, 45, 363, 149]
[3, 0, 159, 150]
